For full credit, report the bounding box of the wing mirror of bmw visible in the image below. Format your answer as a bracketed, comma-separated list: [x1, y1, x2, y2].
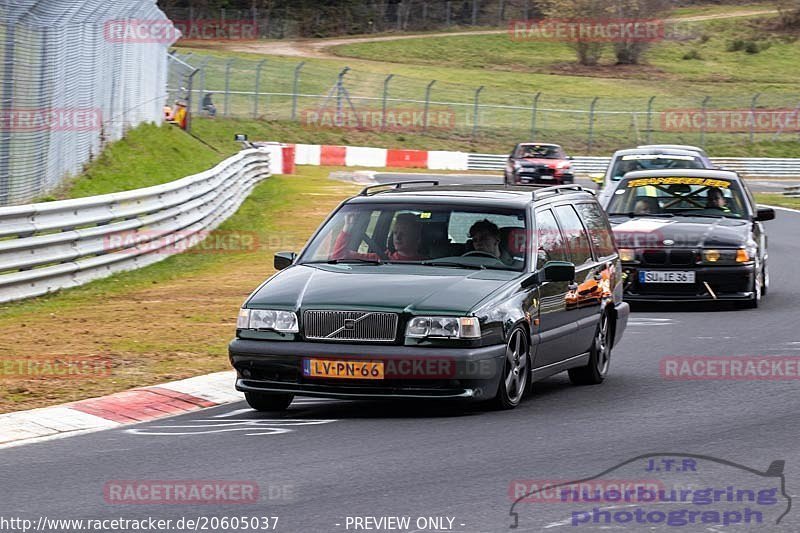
[274, 251, 297, 270]
[539, 261, 576, 283]
[755, 207, 775, 222]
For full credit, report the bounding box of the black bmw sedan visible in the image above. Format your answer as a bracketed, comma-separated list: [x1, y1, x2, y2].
[599, 169, 775, 308]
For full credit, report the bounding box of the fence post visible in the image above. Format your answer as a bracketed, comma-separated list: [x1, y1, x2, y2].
[530, 92, 541, 140]
[423, 80, 436, 132]
[446, 1, 451, 27]
[472, 86, 484, 139]
[291, 61, 305, 121]
[0, 24, 14, 205]
[336, 66, 350, 127]
[498, 0, 505, 25]
[224, 58, 235, 117]
[749, 93, 760, 144]
[253, 59, 267, 118]
[587, 97, 599, 153]
[700, 95, 710, 148]
[185, 69, 198, 133]
[196, 57, 210, 113]
[381, 74, 394, 130]
[646, 96, 656, 144]
[472, 0, 478, 25]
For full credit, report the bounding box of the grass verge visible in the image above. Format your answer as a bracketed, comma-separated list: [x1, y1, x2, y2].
[0, 168, 360, 414]
[754, 193, 800, 209]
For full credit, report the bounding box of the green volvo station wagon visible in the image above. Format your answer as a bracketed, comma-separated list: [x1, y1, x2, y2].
[229, 182, 630, 411]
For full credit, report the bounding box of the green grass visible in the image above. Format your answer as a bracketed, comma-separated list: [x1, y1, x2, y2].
[755, 193, 800, 209]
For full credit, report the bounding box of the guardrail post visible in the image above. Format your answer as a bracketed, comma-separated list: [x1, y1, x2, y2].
[253, 60, 267, 118]
[700, 96, 710, 148]
[472, 86, 484, 139]
[530, 92, 541, 140]
[423, 80, 436, 132]
[646, 96, 656, 144]
[291, 61, 305, 121]
[587, 97, 599, 153]
[381, 74, 394, 130]
[224, 58, 235, 117]
[749, 93, 760, 144]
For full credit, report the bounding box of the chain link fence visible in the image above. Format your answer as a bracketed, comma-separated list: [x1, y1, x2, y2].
[0, 0, 178, 206]
[169, 51, 800, 155]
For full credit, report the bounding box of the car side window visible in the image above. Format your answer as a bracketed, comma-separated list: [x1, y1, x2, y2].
[575, 202, 616, 259]
[534, 209, 567, 268]
[553, 205, 593, 265]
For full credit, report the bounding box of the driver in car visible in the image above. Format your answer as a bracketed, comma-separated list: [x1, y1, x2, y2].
[467, 219, 521, 268]
[706, 187, 730, 213]
[332, 212, 424, 261]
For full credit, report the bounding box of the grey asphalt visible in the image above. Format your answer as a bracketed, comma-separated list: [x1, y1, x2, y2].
[370, 172, 800, 194]
[0, 202, 798, 532]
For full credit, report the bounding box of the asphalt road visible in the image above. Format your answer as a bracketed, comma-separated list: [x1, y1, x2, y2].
[1, 198, 798, 532]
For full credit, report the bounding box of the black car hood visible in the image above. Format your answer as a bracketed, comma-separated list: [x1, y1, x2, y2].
[247, 264, 519, 315]
[610, 216, 751, 249]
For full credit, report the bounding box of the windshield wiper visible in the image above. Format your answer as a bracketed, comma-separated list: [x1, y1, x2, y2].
[306, 258, 383, 265]
[607, 212, 674, 218]
[670, 211, 727, 219]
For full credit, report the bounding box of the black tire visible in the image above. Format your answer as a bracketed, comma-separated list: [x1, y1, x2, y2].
[740, 261, 765, 309]
[244, 391, 294, 412]
[492, 326, 531, 410]
[569, 311, 612, 386]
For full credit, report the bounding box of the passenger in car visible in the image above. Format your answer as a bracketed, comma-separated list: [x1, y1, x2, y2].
[332, 212, 424, 261]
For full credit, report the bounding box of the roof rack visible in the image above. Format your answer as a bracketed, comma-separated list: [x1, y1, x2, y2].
[532, 184, 595, 200]
[359, 180, 440, 196]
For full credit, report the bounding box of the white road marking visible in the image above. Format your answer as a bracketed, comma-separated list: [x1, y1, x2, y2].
[126, 418, 336, 437]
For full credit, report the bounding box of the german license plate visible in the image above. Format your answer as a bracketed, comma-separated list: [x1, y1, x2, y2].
[639, 271, 695, 284]
[302, 359, 384, 380]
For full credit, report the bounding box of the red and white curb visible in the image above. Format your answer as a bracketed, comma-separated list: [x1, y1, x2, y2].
[0, 371, 240, 449]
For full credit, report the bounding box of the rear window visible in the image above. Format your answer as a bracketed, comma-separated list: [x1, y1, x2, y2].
[609, 154, 704, 180]
[575, 203, 616, 258]
[553, 205, 593, 265]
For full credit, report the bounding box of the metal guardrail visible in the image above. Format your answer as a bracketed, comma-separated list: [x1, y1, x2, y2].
[466, 154, 800, 178]
[0, 149, 271, 303]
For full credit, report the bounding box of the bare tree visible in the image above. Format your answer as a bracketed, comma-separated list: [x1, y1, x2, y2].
[540, 0, 611, 66]
[608, 0, 672, 65]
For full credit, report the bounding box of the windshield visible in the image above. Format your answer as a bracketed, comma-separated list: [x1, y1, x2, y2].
[514, 144, 564, 159]
[607, 176, 748, 219]
[609, 154, 704, 180]
[300, 203, 528, 271]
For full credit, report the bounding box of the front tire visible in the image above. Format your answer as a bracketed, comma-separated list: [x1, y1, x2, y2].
[492, 326, 530, 410]
[569, 311, 611, 385]
[245, 391, 294, 412]
[741, 262, 765, 309]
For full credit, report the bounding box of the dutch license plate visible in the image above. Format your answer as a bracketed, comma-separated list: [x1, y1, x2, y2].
[639, 271, 696, 284]
[303, 359, 384, 380]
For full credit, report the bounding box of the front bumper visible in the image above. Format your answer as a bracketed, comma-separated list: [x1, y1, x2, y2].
[514, 169, 573, 184]
[229, 339, 506, 400]
[621, 264, 754, 302]
[613, 301, 630, 348]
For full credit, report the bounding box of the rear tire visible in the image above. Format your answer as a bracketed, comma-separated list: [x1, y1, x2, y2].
[245, 391, 294, 412]
[491, 326, 530, 410]
[569, 311, 612, 385]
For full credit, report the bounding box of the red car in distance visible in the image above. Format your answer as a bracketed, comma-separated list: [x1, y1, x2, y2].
[504, 143, 574, 185]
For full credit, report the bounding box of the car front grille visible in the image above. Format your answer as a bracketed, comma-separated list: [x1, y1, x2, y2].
[640, 249, 697, 267]
[303, 310, 398, 342]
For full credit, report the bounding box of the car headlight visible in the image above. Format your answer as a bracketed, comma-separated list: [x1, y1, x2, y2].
[556, 161, 570, 169]
[619, 248, 636, 262]
[701, 248, 753, 265]
[406, 316, 481, 339]
[513, 161, 522, 170]
[237, 308, 299, 333]
[703, 249, 721, 263]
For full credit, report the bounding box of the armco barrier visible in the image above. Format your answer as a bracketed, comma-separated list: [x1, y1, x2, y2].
[0, 149, 272, 303]
[785, 185, 800, 198]
[284, 144, 800, 178]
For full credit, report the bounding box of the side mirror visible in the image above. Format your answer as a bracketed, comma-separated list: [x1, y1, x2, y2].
[274, 251, 296, 270]
[539, 261, 575, 283]
[755, 207, 775, 222]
